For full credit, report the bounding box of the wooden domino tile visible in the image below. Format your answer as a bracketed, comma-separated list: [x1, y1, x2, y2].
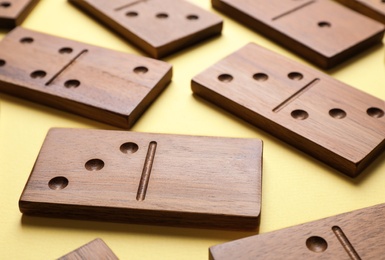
[209, 203, 385, 259]
[69, 0, 223, 59]
[0, 0, 39, 29]
[192, 43, 385, 177]
[0, 27, 172, 128]
[19, 128, 263, 230]
[58, 238, 118, 260]
[335, 0, 385, 24]
[211, 0, 385, 69]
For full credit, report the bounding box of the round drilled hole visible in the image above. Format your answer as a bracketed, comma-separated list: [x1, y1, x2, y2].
[126, 11, 138, 17]
[20, 37, 34, 44]
[0, 2, 11, 7]
[187, 14, 198, 20]
[253, 73, 268, 82]
[0, 59, 5, 66]
[291, 109, 309, 120]
[85, 159, 104, 171]
[318, 21, 331, 28]
[156, 13, 168, 19]
[218, 74, 233, 83]
[48, 176, 69, 190]
[329, 108, 346, 119]
[64, 79, 80, 88]
[367, 107, 384, 118]
[288, 72, 303, 80]
[134, 66, 148, 74]
[30, 70, 47, 79]
[59, 47, 73, 54]
[120, 142, 139, 154]
[306, 236, 328, 253]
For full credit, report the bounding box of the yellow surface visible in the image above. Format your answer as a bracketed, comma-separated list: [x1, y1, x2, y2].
[1, 0, 384, 259]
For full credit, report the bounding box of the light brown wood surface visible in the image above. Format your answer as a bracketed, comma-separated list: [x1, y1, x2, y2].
[335, 0, 385, 24]
[209, 203, 385, 259]
[58, 238, 118, 260]
[0, 0, 39, 28]
[19, 128, 263, 230]
[0, 27, 172, 128]
[192, 43, 385, 177]
[68, 0, 223, 59]
[211, 0, 385, 69]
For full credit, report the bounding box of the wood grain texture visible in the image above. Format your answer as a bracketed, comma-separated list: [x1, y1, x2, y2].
[58, 238, 118, 260]
[209, 203, 385, 259]
[191, 43, 385, 177]
[0, 27, 172, 128]
[19, 128, 263, 230]
[211, 0, 385, 69]
[335, 0, 385, 24]
[0, 0, 39, 28]
[68, 0, 223, 59]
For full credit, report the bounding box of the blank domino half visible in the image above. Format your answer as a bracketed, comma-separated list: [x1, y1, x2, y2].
[209, 203, 385, 259]
[191, 43, 385, 177]
[19, 128, 263, 230]
[211, 0, 385, 69]
[69, 0, 223, 58]
[335, 0, 385, 24]
[0, 0, 39, 29]
[0, 27, 172, 128]
[58, 239, 118, 260]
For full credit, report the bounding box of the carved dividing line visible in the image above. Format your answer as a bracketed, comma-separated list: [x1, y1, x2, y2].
[272, 1, 315, 21]
[332, 226, 361, 260]
[136, 141, 157, 201]
[115, 0, 150, 11]
[45, 49, 88, 86]
[273, 78, 320, 113]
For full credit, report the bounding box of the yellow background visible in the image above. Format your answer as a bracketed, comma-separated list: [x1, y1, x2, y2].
[1, 0, 384, 259]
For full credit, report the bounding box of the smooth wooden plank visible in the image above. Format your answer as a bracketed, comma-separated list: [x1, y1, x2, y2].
[58, 238, 119, 260]
[0, 27, 172, 128]
[19, 128, 263, 230]
[0, 0, 39, 28]
[335, 0, 385, 24]
[211, 0, 385, 69]
[191, 43, 385, 177]
[68, 0, 223, 59]
[209, 203, 385, 259]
